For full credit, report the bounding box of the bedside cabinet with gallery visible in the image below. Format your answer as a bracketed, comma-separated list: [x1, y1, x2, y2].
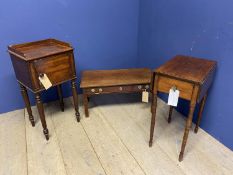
[8, 39, 80, 140]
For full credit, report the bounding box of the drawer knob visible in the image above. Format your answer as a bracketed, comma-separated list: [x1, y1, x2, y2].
[145, 85, 149, 89]
[138, 85, 142, 89]
[99, 88, 103, 92]
[39, 73, 44, 78]
[91, 89, 95, 93]
[119, 87, 123, 91]
[172, 85, 177, 91]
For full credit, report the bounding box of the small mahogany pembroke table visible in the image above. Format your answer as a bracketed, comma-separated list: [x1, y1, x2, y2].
[8, 39, 80, 140]
[80, 68, 152, 117]
[149, 55, 217, 161]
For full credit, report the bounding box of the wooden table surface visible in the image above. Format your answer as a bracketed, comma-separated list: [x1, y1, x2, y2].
[80, 68, 152, 88]
[8, 39, 73, 61]
[156, 55, 217, 84]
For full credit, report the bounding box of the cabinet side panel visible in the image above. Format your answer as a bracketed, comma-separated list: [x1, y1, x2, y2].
[198, 68, 216, 102]
[10, 54, 33, 89]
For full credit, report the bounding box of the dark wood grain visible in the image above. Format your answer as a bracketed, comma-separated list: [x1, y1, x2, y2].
[10, 55, 33, 90]
[71, 80, 80, 122]
[35, 93, 49, 140]
[81, 68, 152, 117]
[195, 94, 208, 133]
[8, 39, 80, 140]
[84, 84, 151, 95]
[19, 83, 35, 127]
[150, 55, 217, 161]
[168, 106, 173, 123]
[9, 39, 77, 93]
[8, 39, 72, 61]
[149, 74, 158, 147]
[157, 76, 193, 100]
[80, 68, 151, 88]
[83, 93, 89, 117]
[179, 85, 199, 161]
[57, 85, 64, 112]
[156, 55, 217, 84]
[31, 52, 75, 91]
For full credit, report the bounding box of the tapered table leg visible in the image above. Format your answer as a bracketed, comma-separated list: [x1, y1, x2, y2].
[168, 106, 173, 123]
[151, 94, 154, 114]
[57, 85, 64, 112]
[179, 86, 198, 161]
[83, 93, 89, 117]
[35, 93, 49, 140]
[19, 83, 35, 127]
[195, 94, 207, 133]
[71, 80, 80, 122]
[149, 75, 158, 147]
[149, 94, 158, 147]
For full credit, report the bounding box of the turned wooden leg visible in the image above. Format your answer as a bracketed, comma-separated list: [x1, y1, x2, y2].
[194, 94, 207, 133]
[149, 75, 158, 147]
[35, 93, 49, 140]
[57, 85, 64, 112]
[179, 86, 199, 161]
[19, 84, 35, 127]
[71, 80, 80, 122]
[168, 106, 173, 123]
[83, 93, 89, 117]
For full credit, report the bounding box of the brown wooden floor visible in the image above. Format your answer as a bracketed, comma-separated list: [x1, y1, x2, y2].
[0, 94, 233, 175]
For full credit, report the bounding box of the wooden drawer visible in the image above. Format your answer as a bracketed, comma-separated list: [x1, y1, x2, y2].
[157, 76, 194, 100]
[85, 84, 150, 95]
[31, 53, 76, 90]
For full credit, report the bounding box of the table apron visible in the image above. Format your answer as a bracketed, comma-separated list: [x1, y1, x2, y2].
[84, 84, 151, 96]
[156, 76, 194, 101]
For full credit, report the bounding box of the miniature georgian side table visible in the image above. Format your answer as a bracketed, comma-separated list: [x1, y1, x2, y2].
[8, 39, 80, 140]
[80, 68, 152, 117]
[149, 55, 217, 161]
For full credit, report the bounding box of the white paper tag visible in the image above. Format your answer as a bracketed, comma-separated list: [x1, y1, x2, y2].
[142, 90, 149, 103]
[38, 74, 52, 90]
[168, 89, 180, 107]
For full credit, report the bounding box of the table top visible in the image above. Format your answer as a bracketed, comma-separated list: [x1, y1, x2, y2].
[155, 55, 217, 84]
[8, 39, 73, 61]
[80, 68, 152, 88]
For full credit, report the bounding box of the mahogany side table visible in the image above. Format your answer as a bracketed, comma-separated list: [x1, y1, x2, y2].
[80, 68, 152, 117]
[149, 55, 217, 161]
[8, 39, 80, 140]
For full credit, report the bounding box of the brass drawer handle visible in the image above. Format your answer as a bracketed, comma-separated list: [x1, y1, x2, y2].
[39, 73, 44, 78]
[91, 89, 95, 93]
[172, 85, 177, 91]
[38, 73, 44, 86]
[138, 85, 142, 89]
[119, 87, 123, 91]
[99, 88, 103, 92]
[145, 85, 149, 89]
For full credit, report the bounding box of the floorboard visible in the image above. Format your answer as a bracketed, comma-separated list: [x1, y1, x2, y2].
[0, 94, 233, 175]
[0, 109, 27, 175]
[25, 105, 67, 175]
[112, 94, 233, 175]
[81, 100, 146, 175]
[92, 95, 184, 175]
[49, 99, 106, 175]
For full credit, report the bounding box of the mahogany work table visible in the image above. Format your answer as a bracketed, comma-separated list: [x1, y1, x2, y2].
[149, 55, 217, 161]
[8, 39, 80, 140]
[80, 68, 152, 117]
